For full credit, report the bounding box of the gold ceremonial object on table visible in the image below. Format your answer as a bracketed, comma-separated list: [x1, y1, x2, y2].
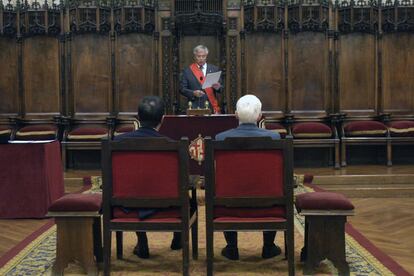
[186, 100, 211, 116]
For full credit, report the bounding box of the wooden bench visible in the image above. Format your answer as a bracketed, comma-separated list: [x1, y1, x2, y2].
[47, 193, 102, 275]
[296, 191, 355, 276]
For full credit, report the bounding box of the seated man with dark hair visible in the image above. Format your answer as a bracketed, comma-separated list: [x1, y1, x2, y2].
[216, 94, 281, 260]
[115, 96, 181, 258]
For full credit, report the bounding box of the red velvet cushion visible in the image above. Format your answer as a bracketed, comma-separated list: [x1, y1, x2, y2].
[113, 207, 181, 219]
[68, 127, 108, 140]
[265, 122, 287, 138]
[292, 122, 332, 138]
[18, 125, 57, 132]
[112, 151, 179, 198]
[388, 121, 414, 137]
[215, 150, 284, 197]
[214, 217, 286, 222]
[214, 206, 285, 218]
[295, 192, 354, 211]
[114, 125, 135, 136]
[111, 217, 181, 223]
[344, 121, 387, 137]
[48, 193, 102, 212]
[0, 127, 12, 137]
[15, 124, 57, 140]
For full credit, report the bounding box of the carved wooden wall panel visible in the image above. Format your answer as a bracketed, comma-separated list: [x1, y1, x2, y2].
[245, 33, 284, 113]
[71, 35, 111, 116]
[23, 37, 60, 116]
[288, 33, 329, 116]
[338, 34, 376, 116]
[116, 34, 153, 115]
[382, 33, 414, 115]
[0, 38, 19, 116]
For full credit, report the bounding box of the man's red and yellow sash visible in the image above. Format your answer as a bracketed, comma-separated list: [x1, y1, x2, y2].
[190, 63, 220, 114]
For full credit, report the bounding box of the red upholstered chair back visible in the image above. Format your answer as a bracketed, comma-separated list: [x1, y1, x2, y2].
[101, 137, 189, 213]
[112, 151, 179, 198]
[204, 137, 294, 216]
[215, 150, 284, 198]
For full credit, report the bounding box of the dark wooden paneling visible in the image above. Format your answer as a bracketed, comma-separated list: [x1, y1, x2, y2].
[338, 34, 376, 116]
[23, 37, 60, 116]
[116, 34, 153, 115]
[288, 33, 329, 116]
[245, 33, 284, 113]
[0, 38, 19, 116]
[71, 34, 111, 116]
[382, 33, 414, 115]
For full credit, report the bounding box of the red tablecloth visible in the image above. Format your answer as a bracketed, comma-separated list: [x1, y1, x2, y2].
[0, 141, 64, 218]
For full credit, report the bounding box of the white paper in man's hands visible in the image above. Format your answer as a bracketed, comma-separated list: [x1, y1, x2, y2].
[202, 71, 222, 89]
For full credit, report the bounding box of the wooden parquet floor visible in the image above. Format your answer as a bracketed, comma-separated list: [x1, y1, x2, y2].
[1, 166, 414, 275]
[348, 198, 414, 275]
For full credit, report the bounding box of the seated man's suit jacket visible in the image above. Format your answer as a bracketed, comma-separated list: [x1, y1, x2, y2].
[215, 123, 281, 141]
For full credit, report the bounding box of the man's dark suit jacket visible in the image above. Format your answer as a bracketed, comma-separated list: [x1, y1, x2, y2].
[114, 126, 165, 219]
[215, 123, 281, 141]
[180, 63, 223, 109]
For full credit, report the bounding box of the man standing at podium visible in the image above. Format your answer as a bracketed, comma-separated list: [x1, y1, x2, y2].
[180, 45, 222, 114]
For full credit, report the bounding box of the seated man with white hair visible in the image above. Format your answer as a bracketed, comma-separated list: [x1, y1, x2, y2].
[215, 94, 281, 260]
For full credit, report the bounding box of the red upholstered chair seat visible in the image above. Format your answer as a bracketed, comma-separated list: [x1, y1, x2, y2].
[111, 217, 181, 223]
[214, 206, 285, 218]
[264, 122, 288, 138]
[214, 217, 286, 222]
[344, 121, 387, 137]
[292, 122, 332, 138]
[295, 192, 354, 211]
[48, 193, 102, 212]
[114, 125, 135, 136]
[16, 124, 57, 140]
[112, 207, 181, 219]
[0, 127, 12, 140]
[68, 127, 108, 140]
[388, 120, 414, 137]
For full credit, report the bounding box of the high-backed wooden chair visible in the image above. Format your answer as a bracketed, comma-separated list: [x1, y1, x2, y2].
[383, 114, 414, 165]
[339, 115, 390, 166]
[12, 116, 62, 141]
[101, 137, 198, 276]
[204, 137, 295, 276]
[61, 117, 113, 169]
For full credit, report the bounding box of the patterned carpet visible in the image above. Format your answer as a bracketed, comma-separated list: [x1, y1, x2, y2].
[0, 179, 408, 275]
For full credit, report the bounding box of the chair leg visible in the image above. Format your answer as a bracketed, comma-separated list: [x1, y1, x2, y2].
[206, 225, 214, 276]
[93, 217, 103, 263]
[191, 213, 198, 260]
[61, 144, 67, 171]
[103, 227, 112, 276]
[182, 229, 190, 276]
[341, 142, 347, 167]
[335, 142, 340, 169]
[287, 222, 295, 276]
[116, 231, 123, 259]
[387, 141, 392, 166]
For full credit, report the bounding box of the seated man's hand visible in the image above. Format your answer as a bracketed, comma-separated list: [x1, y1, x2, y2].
[212, 83, 221, 90]
[193, 90, 205, 97]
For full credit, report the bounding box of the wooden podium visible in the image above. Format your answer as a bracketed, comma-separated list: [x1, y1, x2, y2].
[159, 115, 238, 175]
